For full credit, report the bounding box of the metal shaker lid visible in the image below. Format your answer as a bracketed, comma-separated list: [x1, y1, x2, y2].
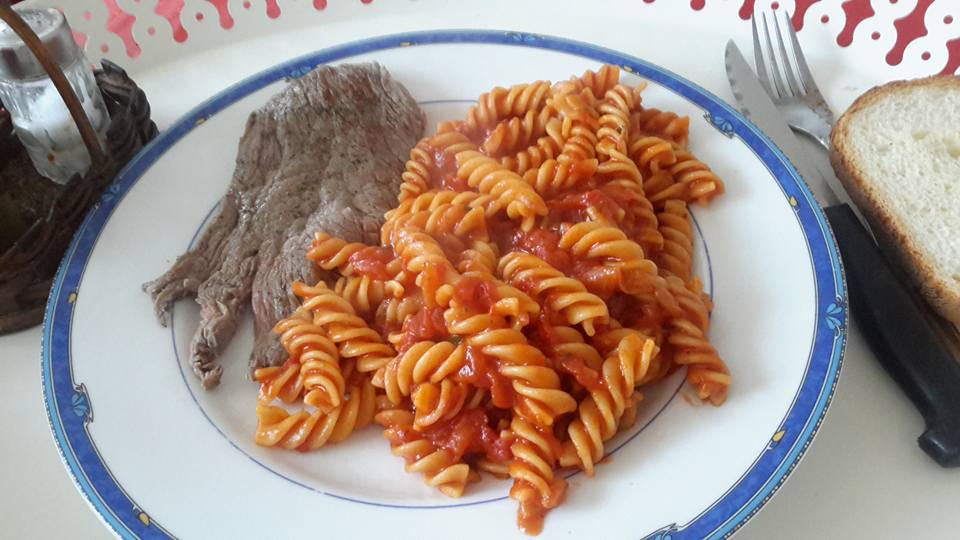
[0, 7, 82, 81]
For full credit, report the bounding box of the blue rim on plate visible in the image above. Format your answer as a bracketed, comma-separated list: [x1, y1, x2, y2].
[41, 29, 846, 540]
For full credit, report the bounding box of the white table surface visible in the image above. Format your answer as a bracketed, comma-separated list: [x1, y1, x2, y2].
[4, 1, 959, 537]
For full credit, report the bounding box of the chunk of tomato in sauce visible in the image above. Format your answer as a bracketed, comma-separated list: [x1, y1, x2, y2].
[558, 355, 604, 393]
[510, 229, 573, 273]
[452, 275, 499, 314]
[423, 408, 514, 463]
[457, 346, 514, 409]
[569, 261, 621, 299]
[398, 307, 448, 353]
[428, 147, 471, 192]
[547, 189, 623, 224]
[347, 246, 395, 281]
[524, 309, 564, 357]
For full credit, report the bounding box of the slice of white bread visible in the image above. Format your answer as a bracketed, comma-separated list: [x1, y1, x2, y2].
[831, 75, 960, 326]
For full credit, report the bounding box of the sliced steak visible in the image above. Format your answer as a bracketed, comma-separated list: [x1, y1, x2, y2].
[144, 63, 424, 388]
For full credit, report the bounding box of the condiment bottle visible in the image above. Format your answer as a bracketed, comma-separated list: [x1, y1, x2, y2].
[0, 7, 109, 184]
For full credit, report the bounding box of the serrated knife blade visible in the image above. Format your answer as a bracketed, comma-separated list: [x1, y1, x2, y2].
[724, 39, 960, 467]
[723, 40, 866, 222]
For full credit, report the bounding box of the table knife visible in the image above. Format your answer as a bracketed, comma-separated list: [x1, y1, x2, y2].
[725, 40, 960, 467]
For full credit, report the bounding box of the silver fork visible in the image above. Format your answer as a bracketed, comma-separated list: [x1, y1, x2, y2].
[752, 9, 834, 149]
[753, 8, 960, 368]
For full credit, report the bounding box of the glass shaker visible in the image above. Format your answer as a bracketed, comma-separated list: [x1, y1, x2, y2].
[0, 7, 109, 184]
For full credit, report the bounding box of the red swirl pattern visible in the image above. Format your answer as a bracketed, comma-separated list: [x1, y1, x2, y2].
[44, 0, 954, 76]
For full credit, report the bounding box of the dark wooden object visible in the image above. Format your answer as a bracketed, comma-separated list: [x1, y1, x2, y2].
[0, 5, 157, 333]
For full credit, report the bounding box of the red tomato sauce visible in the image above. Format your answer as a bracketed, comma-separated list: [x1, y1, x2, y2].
[510, 229, 573, 273]
[524, 310, 563, 357]
[505, 228, 622, 298]
[569, 261, 621, 299]
[347, 246, 395, 280]
[425, 408, 513, 462]
[428, 147, 471, 192]
[398, 307, 448, 353]
[547, 189, 622, 224]
[384, 408, 513, 464]
[457, 345, 514, 409]
[452, 120, 498, 149]
[597, 184, 654, 246]
[417, 263, 449, 299]
[452, 275, 499, 314]
[557, 356, 604, 394]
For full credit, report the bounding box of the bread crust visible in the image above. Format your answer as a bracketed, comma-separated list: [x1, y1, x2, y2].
[830, 75, 960, 326]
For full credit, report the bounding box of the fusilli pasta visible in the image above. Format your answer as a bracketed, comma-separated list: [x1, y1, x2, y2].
[253, 65, 732, 535]
[255, 376, 377, 451]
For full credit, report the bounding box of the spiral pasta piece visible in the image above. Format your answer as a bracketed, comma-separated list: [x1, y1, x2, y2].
[656, 200, 694, 282]
[616, 391, 644, 434]
[483, 108, 555, 157]
[551, 95, 600, 162]
[391, 228, 459, 306]
[628, 134, 677, 174]
[442, 303, 505, 335]
[596, 85, 640, 159]
[456, 240, 499, 275]
[376, 292, 424, 331]
[430, 130, 479, 155]
[294, 281, 396, 374]
[378, 407, 473, 497]
[255, 376, 377, 451]
[399, 139, 433, 202]
[555, 64, 621, 99]
[595, 148, 643, 185]
[598, 180, 664, 255]
[551, 92, 600, 131]
[386, 190, 498, 226]
[391, 228, 456, 275]
[592, 324, 667, 383]
[435, 272, 539, 328]
[491, 282, 541, 326]
[508, 416, 566, 535]
[668, 315, 730, 405]
[411, 379, 485, 429]
[465, 81, 552, 134]
[254, 356, 304, 404]
[399, 132, 480, 200]
[499, 252, 609, 335]
[307, 232, 368, 274]
[551, 325, 605, 371]
[334, 275, 394, 318]
[559, 222, 648, 271]
[663, 276, 730, 405]
[384, 203, 489, 246]
[273, 309, 344, 411]
[560, 333, 658, 475]
[500, 131, 564, 175]
[469, 328, 577, 426]
[522, 158, 598, 198]
[381, 340, 467, 404]
[455, 151, 548, 230]
[667, 148, 725, 205]
[630, 107, 691, 148]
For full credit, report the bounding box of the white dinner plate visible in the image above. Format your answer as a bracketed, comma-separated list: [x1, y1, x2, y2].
[42, 30, 845, 540]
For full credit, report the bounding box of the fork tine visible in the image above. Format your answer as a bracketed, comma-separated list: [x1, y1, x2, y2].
[762, 12, 790, 99]
[751, 14, 776, 98]
[784, 9, 822, 98]
[773, 11, 803, 97]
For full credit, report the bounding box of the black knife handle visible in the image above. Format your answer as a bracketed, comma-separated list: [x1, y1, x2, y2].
[825, 204, 960, 467]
